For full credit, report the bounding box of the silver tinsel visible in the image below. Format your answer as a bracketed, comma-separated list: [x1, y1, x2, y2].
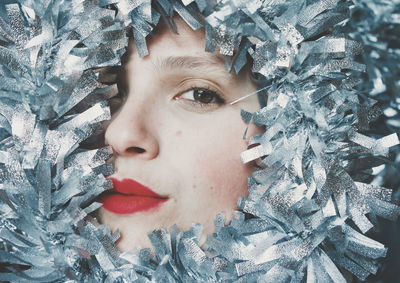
[0, 0, 399, 282]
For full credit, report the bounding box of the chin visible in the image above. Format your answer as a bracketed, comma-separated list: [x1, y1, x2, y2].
[95, 204, 236, 252]
[117, 233, 153, 251]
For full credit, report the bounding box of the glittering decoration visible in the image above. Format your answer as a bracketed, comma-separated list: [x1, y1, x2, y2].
[0, 0, 399, 282]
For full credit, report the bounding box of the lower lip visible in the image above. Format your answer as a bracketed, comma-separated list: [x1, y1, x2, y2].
[100, 193, 168, 214]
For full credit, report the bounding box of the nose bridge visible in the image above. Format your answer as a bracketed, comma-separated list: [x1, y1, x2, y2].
[105, 86, 159, 159]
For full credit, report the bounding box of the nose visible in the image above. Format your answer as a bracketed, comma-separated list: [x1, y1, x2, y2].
[104, 100, 159, 160]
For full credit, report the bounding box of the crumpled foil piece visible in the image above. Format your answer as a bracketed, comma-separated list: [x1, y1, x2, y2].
[0, 1, 123, 281]
[1, 0, 399, 282]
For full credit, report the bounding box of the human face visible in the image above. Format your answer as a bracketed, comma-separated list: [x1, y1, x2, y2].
[97, 17, 261, 252]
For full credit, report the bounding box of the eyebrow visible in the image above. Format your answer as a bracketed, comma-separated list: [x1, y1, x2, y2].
[156, 55, 229, 75]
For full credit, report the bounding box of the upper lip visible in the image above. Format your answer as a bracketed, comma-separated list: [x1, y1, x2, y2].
[108, 177, 168, 199]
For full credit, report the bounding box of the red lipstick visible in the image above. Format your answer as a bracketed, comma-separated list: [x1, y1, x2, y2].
[100, 178, 168, 214]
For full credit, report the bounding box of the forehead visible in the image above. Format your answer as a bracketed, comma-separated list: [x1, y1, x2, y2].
[149, 17, 205, 51]
[125, 17, 222, 64]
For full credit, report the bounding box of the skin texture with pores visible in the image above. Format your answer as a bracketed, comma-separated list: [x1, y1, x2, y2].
[97, 16, 263, 252]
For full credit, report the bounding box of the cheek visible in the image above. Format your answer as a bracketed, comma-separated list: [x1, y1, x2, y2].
[191, 126, 251, 205]
[163, 108, 255, 210]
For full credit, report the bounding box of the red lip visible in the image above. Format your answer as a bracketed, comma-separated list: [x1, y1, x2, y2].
[100, 178, 168, 214]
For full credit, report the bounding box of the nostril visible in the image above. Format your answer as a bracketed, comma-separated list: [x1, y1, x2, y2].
[127, 147, 145, 154]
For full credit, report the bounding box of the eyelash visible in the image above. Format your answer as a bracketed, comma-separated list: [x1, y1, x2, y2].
[108, 88, 129, 115]
[175, 86, 225, 107]
[109, 85, 226, 113]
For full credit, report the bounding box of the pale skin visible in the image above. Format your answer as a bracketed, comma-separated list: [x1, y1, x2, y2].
[97, 17, 262, 252]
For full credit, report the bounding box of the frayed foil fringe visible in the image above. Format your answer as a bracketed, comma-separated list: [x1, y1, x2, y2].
[0, 0, 399, 282]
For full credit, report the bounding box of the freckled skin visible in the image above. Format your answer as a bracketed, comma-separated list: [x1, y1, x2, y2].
[98, 17, 263, 251]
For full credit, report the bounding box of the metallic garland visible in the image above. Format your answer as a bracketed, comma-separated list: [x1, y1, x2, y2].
[0, 0, 399, 282]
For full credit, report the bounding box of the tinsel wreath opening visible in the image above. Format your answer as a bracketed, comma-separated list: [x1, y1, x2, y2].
[0, 0, 399, 282]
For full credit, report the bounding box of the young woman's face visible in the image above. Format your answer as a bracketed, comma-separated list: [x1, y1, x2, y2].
[98, 17, 262, 251]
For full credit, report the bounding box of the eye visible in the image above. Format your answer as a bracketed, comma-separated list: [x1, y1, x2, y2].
[109, 91, 126, 114]
[177, 88, 225, 105]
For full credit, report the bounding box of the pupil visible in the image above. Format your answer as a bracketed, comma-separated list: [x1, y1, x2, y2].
[194, 89, 214, 103]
